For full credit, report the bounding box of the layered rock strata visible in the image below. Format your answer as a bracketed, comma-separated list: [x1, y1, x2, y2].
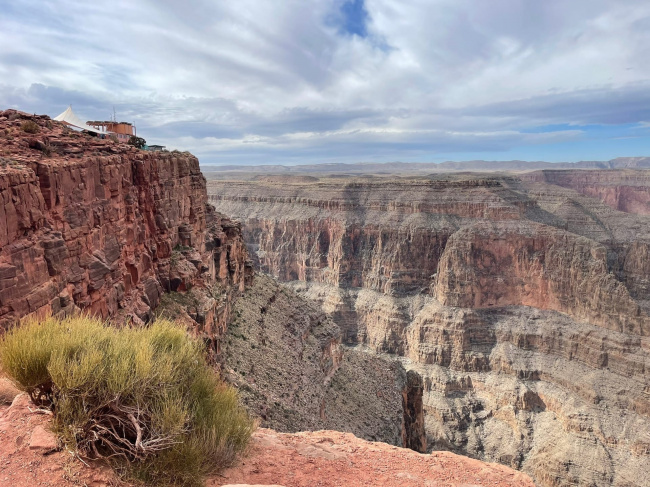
[208, 174, 650, 487]
[0, 110, 251, 350]
[523, 169, 650, 215]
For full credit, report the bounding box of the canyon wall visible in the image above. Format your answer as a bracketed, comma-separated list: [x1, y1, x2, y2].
[208, 174, 650, 487]
[523, 169, 650, 215]
[222, 273, 426, 451]
[0, 110, 251, 351]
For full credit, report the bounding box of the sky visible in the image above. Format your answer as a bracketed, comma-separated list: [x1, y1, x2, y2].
[0, 0, 649, 166]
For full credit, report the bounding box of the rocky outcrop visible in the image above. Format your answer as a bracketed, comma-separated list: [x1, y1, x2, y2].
[0, 110, 251, 349]
[0, 392, 115, 487]
[216, 428, 535, 487]
[208, 173, 650, 487]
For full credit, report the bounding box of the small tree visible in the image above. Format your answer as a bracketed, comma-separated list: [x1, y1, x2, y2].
[128, 135, 147, 149]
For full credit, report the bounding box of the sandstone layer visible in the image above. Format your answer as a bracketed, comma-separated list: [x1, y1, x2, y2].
[0, 110, 251, 351]
[208, 173, 650, 487]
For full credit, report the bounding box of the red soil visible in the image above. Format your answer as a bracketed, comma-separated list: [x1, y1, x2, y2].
[0, 389, 534, 487]
[213, 428, 535, 487]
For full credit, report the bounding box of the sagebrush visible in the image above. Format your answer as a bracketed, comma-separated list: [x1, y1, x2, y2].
[20, 120, 40, 134]
[0, 316, 254, 486]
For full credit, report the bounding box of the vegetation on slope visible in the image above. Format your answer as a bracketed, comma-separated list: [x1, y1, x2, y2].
[0, 315, 254, 486]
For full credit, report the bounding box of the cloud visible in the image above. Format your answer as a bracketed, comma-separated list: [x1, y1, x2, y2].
[460, 83, 650, 125]
[0, 0, 648, 164]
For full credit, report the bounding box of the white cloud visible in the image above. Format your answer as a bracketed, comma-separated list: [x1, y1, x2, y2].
[0, 0, 648, 164]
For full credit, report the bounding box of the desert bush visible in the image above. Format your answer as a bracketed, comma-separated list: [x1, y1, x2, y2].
[128, 135, 146, 149]
[0, 316, 254, 486]
[21, 120, 40, 134]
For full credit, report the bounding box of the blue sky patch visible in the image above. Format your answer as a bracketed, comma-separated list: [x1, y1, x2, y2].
[338, 0, 369, 37]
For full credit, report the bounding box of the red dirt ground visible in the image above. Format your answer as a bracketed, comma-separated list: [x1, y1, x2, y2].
[1, 388, 534, 487]
[213, 428, 535, 487]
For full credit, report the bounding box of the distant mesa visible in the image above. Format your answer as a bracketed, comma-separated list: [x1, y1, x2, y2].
[251, 174, 319, 183]
[203, 157, 650, 178]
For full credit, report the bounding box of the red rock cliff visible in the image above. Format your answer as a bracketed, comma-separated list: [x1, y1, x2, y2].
[434, 220, 649, 335]
[0, 110, 251, 345]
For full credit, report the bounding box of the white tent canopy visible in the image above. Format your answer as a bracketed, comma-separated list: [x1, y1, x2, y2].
[53, 106, 105, 134]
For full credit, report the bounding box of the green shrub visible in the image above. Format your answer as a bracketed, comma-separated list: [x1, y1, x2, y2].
[128, 135, 147, 149]
[0, 316, 254, 486]
[21, 120, 40, 134]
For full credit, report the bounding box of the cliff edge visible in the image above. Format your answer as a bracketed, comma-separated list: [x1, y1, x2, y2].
[0, 109, 251, 352]
[0, 389, 535, 487]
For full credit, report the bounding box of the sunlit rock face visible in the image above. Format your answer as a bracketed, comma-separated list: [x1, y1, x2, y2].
[208, 173, 650, 487]
[0, 110, 252, 351]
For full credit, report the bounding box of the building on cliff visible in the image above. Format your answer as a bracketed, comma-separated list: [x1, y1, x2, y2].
[53, 106, 108, 136]
[53, 106, 136, 143]
[145, 144, 166, 151]
[86, 120, 135, 143]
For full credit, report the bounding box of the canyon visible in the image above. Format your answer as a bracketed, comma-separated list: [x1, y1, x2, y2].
[1, 108, 647, 486]
[0, 110, 483, 485]
[208, 172, 650, 487]
[221, 273, 426, 451]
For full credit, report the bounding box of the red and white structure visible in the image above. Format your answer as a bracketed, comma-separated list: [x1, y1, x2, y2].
[54, 107, 136, 142]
